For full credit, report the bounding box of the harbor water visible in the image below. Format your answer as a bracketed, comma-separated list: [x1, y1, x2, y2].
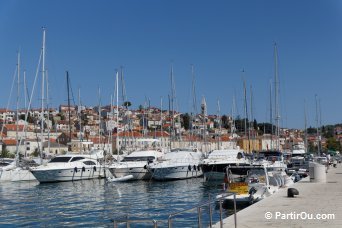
[0, 178, 237, 227]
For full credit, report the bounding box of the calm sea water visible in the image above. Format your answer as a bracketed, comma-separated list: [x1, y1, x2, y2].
[0, 178, 235, 227]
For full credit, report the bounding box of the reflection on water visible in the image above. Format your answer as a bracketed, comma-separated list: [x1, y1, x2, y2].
[0, 178, 240, 227]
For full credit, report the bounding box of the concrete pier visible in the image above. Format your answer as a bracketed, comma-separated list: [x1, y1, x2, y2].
[214, 164, 342, 228]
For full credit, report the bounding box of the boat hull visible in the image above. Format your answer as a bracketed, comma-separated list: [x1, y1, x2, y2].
[150, 165, 203, 181]
[108, 166, 151, 180]
[0, 168, 36, 182]
[202, 163, 251, 181]
[30, 166, 104, 183]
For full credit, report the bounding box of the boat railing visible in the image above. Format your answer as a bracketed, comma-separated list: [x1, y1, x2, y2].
[168, 192, 237, 228]
[112, 192, 237, 228]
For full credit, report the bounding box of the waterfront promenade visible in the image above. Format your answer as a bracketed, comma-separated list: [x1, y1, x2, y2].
[214, 163, 342, 228]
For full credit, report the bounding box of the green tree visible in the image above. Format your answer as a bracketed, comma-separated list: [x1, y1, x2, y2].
[181, 113, 190, 130]
[221, 115, 229, 129]
[0, 149, 15, 158]
[123, 101, 132, 108]
[326, 137, 341, 152]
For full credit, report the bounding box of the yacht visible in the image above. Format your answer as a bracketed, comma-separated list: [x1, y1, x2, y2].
[29, 152, 105, 183]
[108, 150, 164, 180]
[201, 146, 250, 181]
[147, 148, 204, 181]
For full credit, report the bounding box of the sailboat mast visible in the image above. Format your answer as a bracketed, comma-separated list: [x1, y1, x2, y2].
[269, 79, 273, 150]
[191, 64, 198, 148]
[40, 28, 46, 160]
[315, 94, 320, 156]
[304, 99, 308, 154]
[115, 70, 119, 154]
[15, 51, 20, 166]
[217, 99, 221, 150]
[274, 43, 280, 151]
[98, 87, 101, 149]
[170, 64, 175, 141]
[66, 71, 72, 151]
[78, 88, 83, 152]
[242, 70, 249, 153]
[46, 70, 50, 154]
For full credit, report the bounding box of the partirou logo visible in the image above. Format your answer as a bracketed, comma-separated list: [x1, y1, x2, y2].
[265, 211, 335, 220]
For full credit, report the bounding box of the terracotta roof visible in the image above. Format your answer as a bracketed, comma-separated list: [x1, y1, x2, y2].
[4, 124, 25, 131]
[113, 131, 143, 137]
[3, 139, 17, 146]
[147, 131, 170, 137]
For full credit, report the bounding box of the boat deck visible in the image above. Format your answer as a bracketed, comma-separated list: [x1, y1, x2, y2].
[214, 163, 342, 228]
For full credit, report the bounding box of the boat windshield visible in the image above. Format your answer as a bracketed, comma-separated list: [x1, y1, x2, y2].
[70, 157, 85, 162]
[49, 157, 72, 163]
[247, 168, 267, 184]
[122, 156, 155, 162]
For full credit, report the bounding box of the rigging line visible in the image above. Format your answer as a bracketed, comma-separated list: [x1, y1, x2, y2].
[0, 65, 17, 140]
[68, 75, 77, 107]
[17, 48, 43, 154]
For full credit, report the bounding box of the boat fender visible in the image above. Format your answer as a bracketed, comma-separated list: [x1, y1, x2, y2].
[249, 186, 257, 195]
[287, 188, 299, 198]
[143, 165, 147, 169]
[74, 167, 78, 173]
[188, 165, 192, 171]
[193, 165, 196, 171]
[93, 166, 97, 172]
[82, 167, 85, 172]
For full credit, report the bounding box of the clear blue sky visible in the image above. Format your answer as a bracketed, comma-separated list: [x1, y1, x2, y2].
[0, 0, 341, 129]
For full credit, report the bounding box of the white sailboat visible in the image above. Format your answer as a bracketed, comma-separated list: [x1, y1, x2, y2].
[0, 51, 36, 182]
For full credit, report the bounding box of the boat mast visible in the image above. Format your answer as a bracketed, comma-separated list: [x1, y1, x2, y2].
[98, 87, 102, 149]
[217, 99, 221, 150]
[66, 71, 72, 151]
[115, 70, 119, 155]
[15, 51, 20, 166]
[46, 70, 50, 155]
[274, 43, 280, 151]
[250, 85, 254, 152]
[170, 64, 175, 144]
[191, 64, 198, 148]
[304, 99, 308, 154]
[315, 94, 320, 156]
[78, 88, 83, 153]
[242, 70, 249, 153]
[269, 79, 273, 150]
[40, 27, 46, 161]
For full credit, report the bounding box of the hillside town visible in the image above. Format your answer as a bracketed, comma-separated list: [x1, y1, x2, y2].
[1, 101, 341, 159]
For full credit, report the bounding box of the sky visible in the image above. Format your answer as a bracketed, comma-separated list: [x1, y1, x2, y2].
[0, 0, 341, 129]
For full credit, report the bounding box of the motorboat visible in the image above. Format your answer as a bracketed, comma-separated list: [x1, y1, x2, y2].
[216, 164, 282, 206]
[201, 147, 250, 181]
[29, 153, 105, 183]
[147, 148, 204, 181]
[108, 150, 164, 180]
[252, 150, 294, 186]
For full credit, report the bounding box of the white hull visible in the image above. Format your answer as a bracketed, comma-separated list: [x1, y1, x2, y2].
[109, 165, 150, 180]
[0, 168, 36, 182]
[151, 165, 203, 180]
[31, 166, 104, 183]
